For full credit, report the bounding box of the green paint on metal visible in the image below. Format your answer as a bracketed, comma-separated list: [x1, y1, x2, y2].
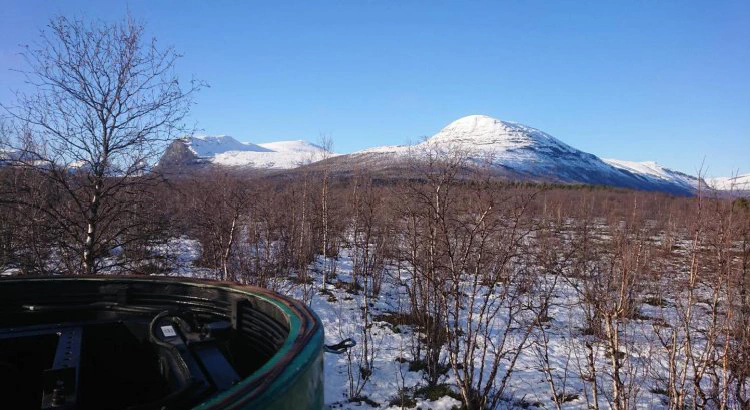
[0, 276, 325, 410]
[196, 283, 325, 410]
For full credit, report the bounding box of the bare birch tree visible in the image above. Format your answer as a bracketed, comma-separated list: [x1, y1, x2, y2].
[1, 15, 201, 274]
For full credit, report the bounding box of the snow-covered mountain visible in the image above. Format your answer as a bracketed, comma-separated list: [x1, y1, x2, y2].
[326, 115, 699, 195]
[157, 115, 741, 196]
[360, 115, 640, 180]
[707, 173, 750, 192]
[158, 135, 334, 169]
[601, 159, 748, 194]
[0, 148, 20, 163]
[603, 159, 699, 193]
[186, 135, 271, 156]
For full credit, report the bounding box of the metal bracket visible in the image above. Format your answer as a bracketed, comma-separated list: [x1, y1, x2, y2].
[324, 338, 356, 354]
[41, 327, 82, 409]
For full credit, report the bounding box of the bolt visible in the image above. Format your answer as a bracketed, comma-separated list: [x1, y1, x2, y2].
[51, 387, 65, 406]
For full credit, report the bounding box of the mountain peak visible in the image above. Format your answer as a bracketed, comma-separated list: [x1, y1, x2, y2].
[447, 114, 524, 128]
[427, 115, 575, 156]
[435, 115, 517, 136]
[162, 136, 335, 169]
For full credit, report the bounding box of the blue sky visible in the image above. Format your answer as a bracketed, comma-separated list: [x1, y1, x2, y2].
[1, 1, 748, 176]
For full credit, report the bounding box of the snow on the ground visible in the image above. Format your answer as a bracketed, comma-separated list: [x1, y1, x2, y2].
[279, 250, 464, 410]
[0, 267, 20, 276]
[149, 237, 215, 278]
[147, 237, 708, 410]
[1, 234, 721, 409]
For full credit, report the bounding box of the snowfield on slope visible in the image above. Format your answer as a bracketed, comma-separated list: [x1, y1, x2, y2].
[183, 135, 336, 169]
[603, 158, 699, 191]
[706, 173, 750, 191]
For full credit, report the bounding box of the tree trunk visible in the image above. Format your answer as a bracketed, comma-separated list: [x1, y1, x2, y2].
[222, 213, 239, 281]
[83, 177, 104, 275]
